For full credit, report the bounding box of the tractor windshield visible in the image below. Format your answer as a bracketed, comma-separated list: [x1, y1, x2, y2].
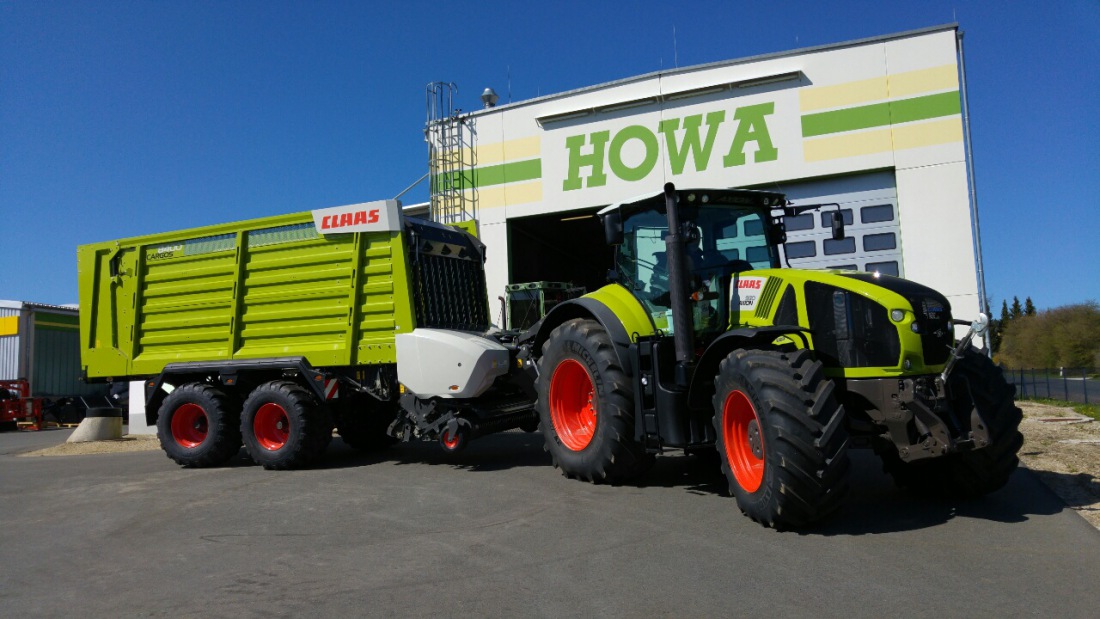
[616, 201, 778, 337]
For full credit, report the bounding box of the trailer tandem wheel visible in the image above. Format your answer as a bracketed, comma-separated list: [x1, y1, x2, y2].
[156, 383, 242, 468]
[241, 380, 333, 470]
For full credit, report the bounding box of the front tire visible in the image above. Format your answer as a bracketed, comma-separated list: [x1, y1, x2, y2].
[156, 383, 242, 468]
[240, 381, 333, 470]
[879, 349, 1023, 497]
[536, 318, 653, 483]
[713, 349, 850, 529]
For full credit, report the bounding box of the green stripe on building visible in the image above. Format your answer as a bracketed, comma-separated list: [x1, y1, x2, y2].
[435, 159, 542, 191]
[801, 91, 961, 138]
[35, 312, 79, 328]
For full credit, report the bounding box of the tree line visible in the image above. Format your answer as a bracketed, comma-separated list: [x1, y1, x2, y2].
[989, 297, 1100, 369]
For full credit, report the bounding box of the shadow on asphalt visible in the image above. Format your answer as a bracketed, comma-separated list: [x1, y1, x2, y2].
[318, 430, 553, 472]
[125, 429, 1071, 535]
[808, 471, 1069, 536]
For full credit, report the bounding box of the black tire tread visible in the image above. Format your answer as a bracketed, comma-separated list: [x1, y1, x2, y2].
[156, 383, 242, 468]
[536, 318, 653, 484]
[713, 348, 850, 529]
[879, 350, 1023, 497]
[241, 380, 333, 470]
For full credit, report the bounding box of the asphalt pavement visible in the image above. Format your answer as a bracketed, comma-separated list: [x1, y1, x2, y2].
[1, 428, 1099, 618]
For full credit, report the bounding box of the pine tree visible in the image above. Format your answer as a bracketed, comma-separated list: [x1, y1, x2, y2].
[1011, 296, 1023, 320]
[994, 300, 1010, 354]
[1025, 297, 1036, 317]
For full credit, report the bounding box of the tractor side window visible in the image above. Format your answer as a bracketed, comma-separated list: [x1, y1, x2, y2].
[618, 209, 675, 327]
[712, 212, 775, 270]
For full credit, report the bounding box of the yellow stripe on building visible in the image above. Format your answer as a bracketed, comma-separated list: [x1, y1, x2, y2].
[803, 117, 963, 162]
[476, 181, 543, 209]
[800, 75, 888, 113]
[800, 64, 958, 112]
[476, 136, 541, 165]
[803, 128, 893, 162]
[0, 316, 18, 336]
[446, 136, 543, 168]
[888, 64, 958, 99]
[891, 117, 963, 150]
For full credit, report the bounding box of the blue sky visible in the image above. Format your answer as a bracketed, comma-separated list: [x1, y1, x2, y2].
[2, 1, 1098, 310]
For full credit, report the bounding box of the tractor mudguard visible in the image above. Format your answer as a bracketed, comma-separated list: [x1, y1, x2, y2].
[687, 325, 812, 409]
[529, 284, 655, 377]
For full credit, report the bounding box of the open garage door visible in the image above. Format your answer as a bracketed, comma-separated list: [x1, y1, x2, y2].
[507, 207, 608, 295]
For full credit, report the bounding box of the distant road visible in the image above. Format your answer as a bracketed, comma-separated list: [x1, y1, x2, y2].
[1009, 373, 1096, 404]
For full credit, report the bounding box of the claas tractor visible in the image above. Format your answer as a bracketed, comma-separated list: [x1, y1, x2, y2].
[523, 183, 1022, 529]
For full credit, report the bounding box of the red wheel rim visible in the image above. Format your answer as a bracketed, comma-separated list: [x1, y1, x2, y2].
[171, 403, 208, 448]
[548, 358, 597, 451]
[254, 403, 290, 451]
[441, 429, 461, 450]
[722, 390, 765, 492]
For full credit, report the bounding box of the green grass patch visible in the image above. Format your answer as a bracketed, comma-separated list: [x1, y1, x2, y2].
[1021, 397, 1100, 421]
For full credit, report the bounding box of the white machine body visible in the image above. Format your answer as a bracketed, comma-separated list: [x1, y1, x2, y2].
[394, 329, 510, 398]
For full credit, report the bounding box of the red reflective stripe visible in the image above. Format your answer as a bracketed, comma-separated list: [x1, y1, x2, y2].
[324, 379, 339, 400]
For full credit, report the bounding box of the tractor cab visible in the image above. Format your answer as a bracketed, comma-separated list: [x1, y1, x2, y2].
[599, 188, 785, 346]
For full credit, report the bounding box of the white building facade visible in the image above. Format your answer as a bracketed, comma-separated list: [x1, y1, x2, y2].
[446, 25, 984, 324]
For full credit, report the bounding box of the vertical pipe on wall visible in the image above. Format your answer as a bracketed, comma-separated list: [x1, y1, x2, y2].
[957, 31, 990, 321]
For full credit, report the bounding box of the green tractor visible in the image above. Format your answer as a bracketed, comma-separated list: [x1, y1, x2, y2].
[524, 183, 1022, 529]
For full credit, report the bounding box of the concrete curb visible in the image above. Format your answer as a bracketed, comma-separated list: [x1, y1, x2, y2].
[67, 408, 125, 443]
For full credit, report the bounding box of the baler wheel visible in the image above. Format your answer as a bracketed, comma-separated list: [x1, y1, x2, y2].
[440, 426, 467, 453]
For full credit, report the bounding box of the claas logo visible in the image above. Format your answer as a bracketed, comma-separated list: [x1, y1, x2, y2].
[320, 209, 380, 230]
[737, 278, 763, 290]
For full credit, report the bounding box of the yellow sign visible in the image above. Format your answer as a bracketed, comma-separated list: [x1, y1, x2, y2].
[0, 316, 18, 337]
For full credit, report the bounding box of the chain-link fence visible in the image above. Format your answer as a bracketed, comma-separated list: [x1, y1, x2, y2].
[1004, 367, 1097, 404]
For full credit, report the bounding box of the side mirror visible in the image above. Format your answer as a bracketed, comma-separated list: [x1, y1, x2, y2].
[602, 211, 623, 246]
[830, 210, 846, 240]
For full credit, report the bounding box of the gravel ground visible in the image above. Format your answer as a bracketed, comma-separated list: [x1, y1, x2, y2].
[19, 433, 161, 456]
[1017, 401, 1100, 529]
[19, 401, 1100, 529]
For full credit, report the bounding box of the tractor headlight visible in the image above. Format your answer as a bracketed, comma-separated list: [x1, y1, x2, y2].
[911, 322, 921, 333]
[890, 309, 905, 322]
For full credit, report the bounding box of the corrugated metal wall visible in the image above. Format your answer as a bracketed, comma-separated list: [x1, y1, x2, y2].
[33, 311, 100, 397]
[0, 302, 105, 397]
[0, 305, 20, 380]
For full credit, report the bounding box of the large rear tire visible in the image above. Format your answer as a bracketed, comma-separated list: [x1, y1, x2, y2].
[536, 318, 653, 483]
[878, 349, 1023, 497]
[240, 380, 333, 470]
[713, 349, 850, 529]
[156, 383, 242, 468]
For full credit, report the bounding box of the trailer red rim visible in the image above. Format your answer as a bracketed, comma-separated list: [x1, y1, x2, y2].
[254, 402, 290, 451]
[722, 390, 764, 492]
[171, 403, 208, 448]
[548, 358, 597, 451]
